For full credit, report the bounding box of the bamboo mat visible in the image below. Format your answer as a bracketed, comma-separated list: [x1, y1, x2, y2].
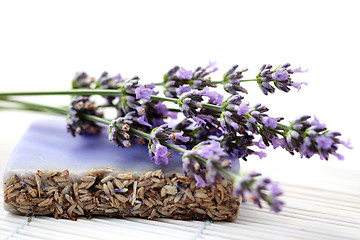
[1, 166, 360, 240]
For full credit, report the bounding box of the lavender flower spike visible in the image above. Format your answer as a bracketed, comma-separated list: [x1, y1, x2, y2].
[108, 112, 135, 148]
[182, 140, 230, 186]
[223, 65, 248, 95]
[233, 173, 284, 213]
[285, 115, 350, 160]
[66, 96, 103, 137]
[256, 63, 308, 94]
[148, 124, 190, 165]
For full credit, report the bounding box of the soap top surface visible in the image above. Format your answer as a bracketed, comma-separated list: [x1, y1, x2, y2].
[4, 117, 239, 177]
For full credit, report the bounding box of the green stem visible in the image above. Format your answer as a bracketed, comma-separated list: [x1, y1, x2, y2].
[150, 95, 178, 103]
[202, 103, 223, 111]
[0, 99, 68, 115]
[239, 79, 258, 82]
[0, 89, 123, 97]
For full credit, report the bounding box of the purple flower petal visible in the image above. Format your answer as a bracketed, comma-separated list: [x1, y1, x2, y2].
[267, 183, 283, 196]
[154, 102, 168, 115]
[167, 111, 178, 119]
[137, 115, 152, 127]
[340, 139, 353, 149]
[194, 174, 206, 187]
[154, 144, 168, 165]
[272, 69, 290, 81]
[173, 131, 190, 142]
[135, 85, 152, 100]
[256, 139, 267, 149]
[205, 91, 224, 106]
[177, 68, 193, 80]
[176, 85, 192, 96]
[262, 117, 278, 128]
[291, 81, 308, 91]
[271, 137, 286, 149]
[237, 103, 249, 115]
[315, 135, 333, 149]
[254, 151, 267, 159]
[292, 66, 308, 73]
[311, 116, 326, 129]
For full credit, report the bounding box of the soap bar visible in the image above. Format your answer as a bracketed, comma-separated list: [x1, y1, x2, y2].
[3, 117, 240, 220]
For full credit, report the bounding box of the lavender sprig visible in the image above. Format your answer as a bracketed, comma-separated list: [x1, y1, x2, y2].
[284, 115, 352, 160]
[233, 172, 284, 213]
[163, 62, 218, 98]
[148, 124, 189, 165]
[182, 140, 231, 186]
[223, 65, 249, 95]
[178, 86, 223, 126]
[66, 96, 103, 136]
[95, 72, 125, 104]
[108, 112, 134, 148]
[256, 63, 308, 95]
[72, 72, 94, 89]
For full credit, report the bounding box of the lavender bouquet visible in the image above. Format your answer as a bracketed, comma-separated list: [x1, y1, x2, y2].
[0, 62, 352, 214]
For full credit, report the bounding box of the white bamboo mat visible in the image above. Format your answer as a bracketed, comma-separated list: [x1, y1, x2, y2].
[1, 165, 359, 240]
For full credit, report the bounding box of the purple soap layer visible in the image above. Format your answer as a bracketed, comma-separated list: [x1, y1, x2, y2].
[4, 117, 240, 178]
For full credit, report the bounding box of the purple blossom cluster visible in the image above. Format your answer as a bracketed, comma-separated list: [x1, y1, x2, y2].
[284, 116, 352, 160]
[182, 140, 231, 187]
[256, 63, 308, 95]
[220, 95, 249, 134]
[72, 72, 94, 89]
[96, 72, 125, 104]
[245, 104, 281, 134]
[178, 86, 223, 126]
[233, 172, 284, 213]
[223, 65, 248, 95]
[109, 112, 134, 148]
[66, 96, 103, 137]
[148, 124, 189, 165]
[163, 62, 218, 98]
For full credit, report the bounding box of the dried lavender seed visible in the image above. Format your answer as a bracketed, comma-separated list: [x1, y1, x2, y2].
[4, 171, 239, 220]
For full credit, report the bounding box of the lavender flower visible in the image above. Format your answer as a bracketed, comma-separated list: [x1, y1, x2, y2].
[220, 95, 248, 134]
[143, 100, 169, 127]
[117, 76, 154, 117]
[245, 104, 282, 134]
[135, 85, 152, 100]
[182, 140, 231, 186]
[223, 65, 248, 95]
[148, 124, 190, 165]
[72, 72, 94, 89]
[66, 96, 103, 137]
[284, 115, 352, 160]
[256, 63, 308, 95]
[191, 61, 218, 90]
[163, 62, 218, 98]
[96, 72, 125, 104]
[233, 172, 284, 213]
[221, 133, 255, 159]
[179, 87, 223, 126]
[108, 112, 134, 148]
[177, 67, 193, 80]
[96, 72, 125, 90]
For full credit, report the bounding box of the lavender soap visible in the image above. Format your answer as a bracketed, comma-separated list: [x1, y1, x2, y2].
[3, 118, 240, 220]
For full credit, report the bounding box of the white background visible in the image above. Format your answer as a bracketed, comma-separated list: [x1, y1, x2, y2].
[0, 0, 359, 182]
